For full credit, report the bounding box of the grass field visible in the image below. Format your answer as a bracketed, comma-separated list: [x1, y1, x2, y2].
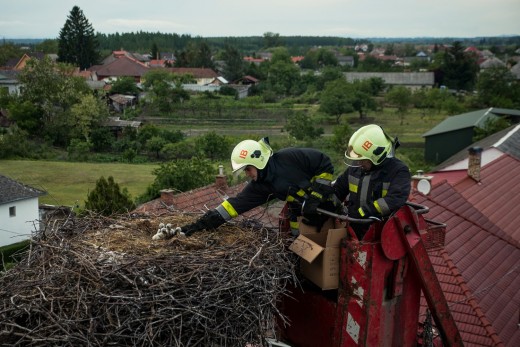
[0, 160, 159, 209]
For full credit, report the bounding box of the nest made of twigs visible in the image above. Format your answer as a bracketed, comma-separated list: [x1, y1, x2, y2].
[0, 213, 300, 347]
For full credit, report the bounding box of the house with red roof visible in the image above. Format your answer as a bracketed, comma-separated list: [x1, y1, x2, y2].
[89, 55, 150, 83]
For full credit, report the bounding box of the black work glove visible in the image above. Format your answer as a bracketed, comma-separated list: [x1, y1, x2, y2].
[181, 209, 226, 237]
[302, 197, 320, 217]
[309, 179, 335, 202]
[302, 179, 334, 215]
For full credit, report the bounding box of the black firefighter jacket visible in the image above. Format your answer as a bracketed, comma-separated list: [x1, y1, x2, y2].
[334, 157, 411, 220]
[221, 147, 334, 219]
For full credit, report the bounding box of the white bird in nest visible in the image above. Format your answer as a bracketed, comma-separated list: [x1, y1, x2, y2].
[152, 223, 183, 240]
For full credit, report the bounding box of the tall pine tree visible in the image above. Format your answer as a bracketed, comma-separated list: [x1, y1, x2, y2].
[58, 6, 100, 70]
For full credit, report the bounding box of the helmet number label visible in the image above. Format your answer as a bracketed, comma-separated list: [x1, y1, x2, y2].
[362, 140, 373, 151]
[239, 149, 248, 159]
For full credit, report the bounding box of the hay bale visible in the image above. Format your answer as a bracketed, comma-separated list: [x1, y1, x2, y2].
[0, 214, 299, 347]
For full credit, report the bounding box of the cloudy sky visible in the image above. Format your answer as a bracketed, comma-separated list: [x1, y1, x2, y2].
[1, 0, 519, 39]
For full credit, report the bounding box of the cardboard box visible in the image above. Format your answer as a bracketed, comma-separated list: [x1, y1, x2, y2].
[289, 219, 347, 290]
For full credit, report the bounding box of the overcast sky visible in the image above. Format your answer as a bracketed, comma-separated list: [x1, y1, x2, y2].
[1, 0, 519, 40]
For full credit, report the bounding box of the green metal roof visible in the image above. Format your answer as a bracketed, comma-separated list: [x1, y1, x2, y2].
[423, 108, 520, 137]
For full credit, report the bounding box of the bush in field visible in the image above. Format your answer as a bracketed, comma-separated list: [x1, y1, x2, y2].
[84, 176, 135, 216]
[137, 157, 215, 204]
[285, 111, 323, 141]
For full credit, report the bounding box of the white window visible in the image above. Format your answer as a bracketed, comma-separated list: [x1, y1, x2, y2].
[9, 206, 16, 217]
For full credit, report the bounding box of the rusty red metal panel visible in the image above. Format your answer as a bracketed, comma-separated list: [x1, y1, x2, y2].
[277, 284, 337, 346]
[394, 206, 464, 347]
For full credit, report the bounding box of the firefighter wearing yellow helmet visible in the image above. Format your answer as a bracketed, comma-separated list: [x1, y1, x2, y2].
[230, 138, 273, 174]
[334, 124, 411, 240]
[155, 137, 337, 239]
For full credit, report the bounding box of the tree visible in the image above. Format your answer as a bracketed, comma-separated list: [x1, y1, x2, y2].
[320, 79, 355, 123]
[142, 69, 190, 113]
[36, 39, 59, 54]
[175, 40, 214, 69]
[193, 41, 214, 69]
[151, 42, 159, 60]
[195, 131, 231, 160]
[265, 47, 301, 97]
[473, 117, 512, 142]
[146, 136, 168, 159]
[476, 66, 520, 108]
[58, 6, 100, 70]
[385, 86, 413, 124]
[331, 124, 353, 152]
[441, 41, 479, 91]
[84, 176, 136, 216]
[285, 112, 324, 141]
[320, 79, 377, 122]
[16, 56, 91, 145]
[222, 44, 245, 82]
[263, 32, 282, 48]
[0, 43, 23, 66]
[69, 94, 110, 142]
[138, 157, 216, 203]
[110, 77, 140, 95]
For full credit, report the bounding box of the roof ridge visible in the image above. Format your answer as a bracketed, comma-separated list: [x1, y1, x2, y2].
[438, 248, 505, 347]
[493, 123, 520, 147]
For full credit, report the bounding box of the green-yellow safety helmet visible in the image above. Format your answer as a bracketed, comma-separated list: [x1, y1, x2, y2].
[231, 137, 273, 174]
[345, 124, 394, 166]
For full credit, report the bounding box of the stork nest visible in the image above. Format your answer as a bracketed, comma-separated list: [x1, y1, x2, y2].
[0, 212, 300, 347]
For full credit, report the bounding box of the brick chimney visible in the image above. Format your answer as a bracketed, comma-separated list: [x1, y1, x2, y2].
[468, 147, 483, 182]
[215, 164, 228, 191]
[160, 189, 175, 205]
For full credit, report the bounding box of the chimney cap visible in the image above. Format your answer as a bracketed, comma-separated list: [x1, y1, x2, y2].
[469, 146, 483, 154]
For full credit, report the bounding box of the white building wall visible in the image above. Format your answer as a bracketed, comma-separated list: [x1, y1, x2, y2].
[0, 197, 40, 247]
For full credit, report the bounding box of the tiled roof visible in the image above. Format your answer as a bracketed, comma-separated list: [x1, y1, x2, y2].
[420, 248, 503, 347]
[412, 178, 520, 346]
[0, 174, 46, 204]
[89, 55, 149, 79]
[133, 177, 282, 230]
[453, 154, 520, 243]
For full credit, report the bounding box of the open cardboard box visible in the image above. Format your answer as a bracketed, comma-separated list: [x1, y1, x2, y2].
[289, 218, 347, 290]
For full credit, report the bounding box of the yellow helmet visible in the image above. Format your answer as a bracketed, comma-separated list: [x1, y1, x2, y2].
[345, 124, 394, 166]
[231, 137, 273, 174]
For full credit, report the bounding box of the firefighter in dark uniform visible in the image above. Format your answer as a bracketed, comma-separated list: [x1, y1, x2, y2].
[334, 124, 411, 240]
[154, 137, 336, 239]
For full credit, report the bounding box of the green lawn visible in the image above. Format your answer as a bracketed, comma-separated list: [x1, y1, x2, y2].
[0, 160, 158, 209]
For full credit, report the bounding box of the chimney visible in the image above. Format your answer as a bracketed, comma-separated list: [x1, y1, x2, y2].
[160, 189, 175, 205]
[215, 164, 228, 191]
[467, 147, 483, 182]
[411, 170, 433, 195]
